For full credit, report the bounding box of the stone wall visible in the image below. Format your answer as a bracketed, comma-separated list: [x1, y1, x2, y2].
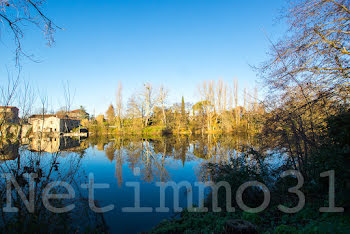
[0, 123, 33, 140]
[0, 107, 19, 123]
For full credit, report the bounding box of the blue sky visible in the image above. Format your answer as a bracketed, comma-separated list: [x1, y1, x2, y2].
[0, 0, 287, 115]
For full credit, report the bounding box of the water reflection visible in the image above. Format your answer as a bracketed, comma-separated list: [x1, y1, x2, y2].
[0, 141, 19, 161]
[0, 137, 106, 233]
[0, 134, 275, 233]
[87, 134, 261, 185]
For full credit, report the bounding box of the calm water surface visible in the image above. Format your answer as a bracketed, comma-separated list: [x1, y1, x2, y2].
[0, 135, 281, 233]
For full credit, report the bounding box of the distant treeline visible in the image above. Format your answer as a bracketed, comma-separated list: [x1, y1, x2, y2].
[82, 80, 264, 135]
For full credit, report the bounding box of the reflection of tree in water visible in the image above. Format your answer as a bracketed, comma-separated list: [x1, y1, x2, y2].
[0, 144, 107, 233]
[114, 138, 124, 188]
[96, 135, 262, 185]
[124, 138, 143, 171]
[193, 134, 264, 180]
[89, 135, 110, 152]
[101, 139, 125, 187]
[105, 142, 116, 162]
[0, 140, 20, 161]
[191, 135, 255, 160]
[138, 139, 169, 183]
[103, 137, 173, 183]
[172, 136, 189, 167]
[192, 135, 219, 160]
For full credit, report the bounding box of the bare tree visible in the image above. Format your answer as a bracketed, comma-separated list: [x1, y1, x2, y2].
[158, 85, 168, 127]
[62, 80, 75, 114]
[18, 79, 36, 123]
[215, 79, 228, 125]
[0, 70, 20, 108]
[198, 80, 215, 132]
[142, 82, 156, 127]
[126, 95, 143, 132]
[257, 0, 350, 170]
[0, 0, 61, 65]
[259, 0, 350, 105]
[0, 72, 20, 137]
[233, 79, 240, 126]
[37, 91, 48, 144]
[115, 81, 123, 131]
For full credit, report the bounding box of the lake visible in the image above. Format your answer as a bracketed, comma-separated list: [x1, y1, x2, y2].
[0, 135, 282, 233]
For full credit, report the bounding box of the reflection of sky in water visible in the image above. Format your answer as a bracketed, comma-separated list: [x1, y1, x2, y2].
[1, 136, 282, 233]
[82, 146, 206, 233]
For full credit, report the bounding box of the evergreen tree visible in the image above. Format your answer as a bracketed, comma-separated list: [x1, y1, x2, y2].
[181, 96, 185, 118]
[105, 104, 116, 124]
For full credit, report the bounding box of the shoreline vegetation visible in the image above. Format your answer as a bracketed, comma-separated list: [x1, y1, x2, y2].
[83, 80, 263, 137]
[150, 112, 350, 233]
[0, 0, 349, 233]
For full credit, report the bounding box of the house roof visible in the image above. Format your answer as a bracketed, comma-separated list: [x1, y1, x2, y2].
[70, 109, 81, 113]
[0, 106, 19, 110]
[29, 114, 57, 118]
[29, 114, 80, 120]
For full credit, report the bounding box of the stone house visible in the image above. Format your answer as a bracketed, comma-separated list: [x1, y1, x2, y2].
[0, 106, 19, 123]
[29, 115, 80, 133]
